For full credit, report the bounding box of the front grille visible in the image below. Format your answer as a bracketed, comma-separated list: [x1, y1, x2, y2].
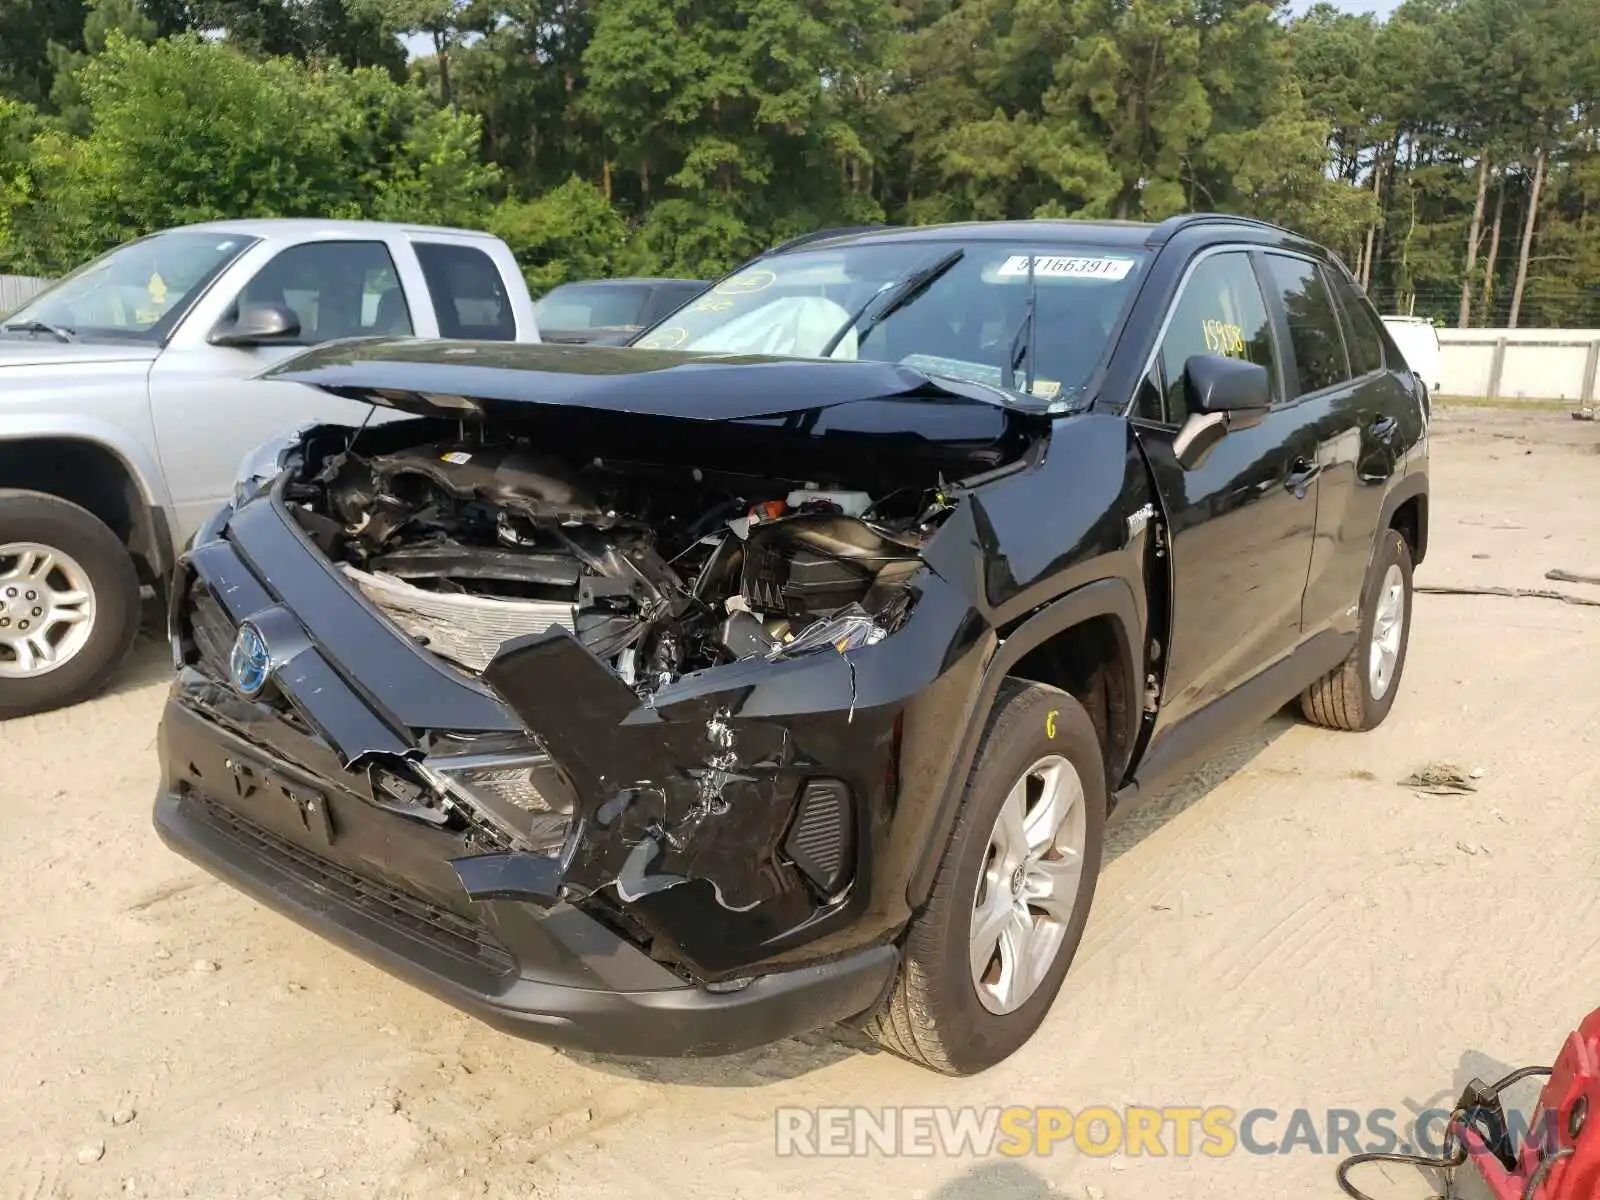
[187, 583, 237, 680]
[185, 792, 516, 977]
[342, 565, 572, 673]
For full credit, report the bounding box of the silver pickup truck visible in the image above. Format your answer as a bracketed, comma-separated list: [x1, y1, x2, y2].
[0, 218, 540, 717]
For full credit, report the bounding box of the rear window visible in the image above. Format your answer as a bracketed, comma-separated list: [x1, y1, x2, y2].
[534, 283, 650, 332]
[414, 242, 516, 341]
[1329, 275, 1386, 376]
[1262, 255, 1350, 395]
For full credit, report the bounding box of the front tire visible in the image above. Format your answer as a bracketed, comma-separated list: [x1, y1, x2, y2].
[867, 680, 1105, 1075]
[1300, 528, 1414, 732]
[0, 490, 141, 719]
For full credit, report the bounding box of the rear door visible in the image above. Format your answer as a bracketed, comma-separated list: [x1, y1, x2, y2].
[1131, 249, 1321, 734]
[407, 236, 536, 341]
[1259, 254, 1402, 639]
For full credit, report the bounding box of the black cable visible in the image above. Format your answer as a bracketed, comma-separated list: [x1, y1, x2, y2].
[1335, 1137, 1464, 1199]
[1335, 1066, 1554, 1200]
[1522, 1147, 1574, 1200]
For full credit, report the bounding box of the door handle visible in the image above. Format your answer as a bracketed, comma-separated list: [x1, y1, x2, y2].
[1284, 458, 1321, 497]
[1370, 415, 1399, 442]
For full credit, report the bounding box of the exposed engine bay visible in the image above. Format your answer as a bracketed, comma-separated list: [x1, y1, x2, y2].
[292, 432, 953, 695]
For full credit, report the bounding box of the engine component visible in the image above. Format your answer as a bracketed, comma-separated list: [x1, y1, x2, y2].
[776, 603, 888, 658]
[345, 565, 573, 672]
[718, 611, 781, 660]
[785, 489, 873, 517]
[370, 545, 580, 590]
[319, 433, 932, 694]
[369, 443, 607, 525]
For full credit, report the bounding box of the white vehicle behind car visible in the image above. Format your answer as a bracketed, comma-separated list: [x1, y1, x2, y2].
[1380, 315, 1442, 396]
[0, 218, 540, 716]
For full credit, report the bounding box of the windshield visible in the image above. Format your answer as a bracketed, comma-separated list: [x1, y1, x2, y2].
[3, 231, 258, 342]
[636, 239, 1148, 401]
[534, 283, 650, 332]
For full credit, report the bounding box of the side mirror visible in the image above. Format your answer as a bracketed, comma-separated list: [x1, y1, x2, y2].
[210, 303, 301, 348]
[1173, 355, 1272, 470]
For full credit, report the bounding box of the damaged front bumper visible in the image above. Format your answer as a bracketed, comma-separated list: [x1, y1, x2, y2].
[156, 481, 999, 1052]
[155, 683, 898, 1056]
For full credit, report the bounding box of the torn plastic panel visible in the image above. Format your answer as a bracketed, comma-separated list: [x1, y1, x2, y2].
[442, 565, 990, 980]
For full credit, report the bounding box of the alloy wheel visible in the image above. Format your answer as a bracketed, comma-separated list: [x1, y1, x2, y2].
[1368, 563, 1405, 701]
[969, 754, 1088, 1016]
[0, 542, 97, 679]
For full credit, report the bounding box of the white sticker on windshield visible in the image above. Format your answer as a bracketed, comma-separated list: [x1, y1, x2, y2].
[997, 255, 1135, 280]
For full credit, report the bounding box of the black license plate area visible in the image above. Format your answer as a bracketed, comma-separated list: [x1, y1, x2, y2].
[181, 743, 334, 851]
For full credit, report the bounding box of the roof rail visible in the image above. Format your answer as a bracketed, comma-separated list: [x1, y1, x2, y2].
[1144, 212, 1294, 248]
[766, 224, 895, 255]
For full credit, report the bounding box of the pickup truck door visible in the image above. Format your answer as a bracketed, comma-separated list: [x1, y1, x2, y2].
[148, 236, 427, 542]
[1130, 249, 1320, 736]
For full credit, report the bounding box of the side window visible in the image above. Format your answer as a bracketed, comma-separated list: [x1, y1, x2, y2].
[1149, 252, 1278, 425]
[235, 241, 411, 344]
[1328, 274, 1386, 376]
[1263, 255, 1350, 396]
[414, 242, 516, 341]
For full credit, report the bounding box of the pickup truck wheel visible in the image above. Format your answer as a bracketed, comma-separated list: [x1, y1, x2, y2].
[865, 680, 1105, 1075]
[0, 490, 140, 719]
[1300, 529, 1414, 732]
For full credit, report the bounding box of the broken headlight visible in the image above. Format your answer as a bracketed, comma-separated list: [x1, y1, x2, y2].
[421, 749, 573, 853]
[231, 426, 310, 508]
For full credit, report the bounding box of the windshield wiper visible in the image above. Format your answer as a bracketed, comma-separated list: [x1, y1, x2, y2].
[3, 320, 76, 343]
[821, 248, 966, 358]
[1000, 255, 1037, 395]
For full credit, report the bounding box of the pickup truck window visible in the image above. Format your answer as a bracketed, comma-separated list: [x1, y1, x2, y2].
[2, 231, 257, 343]
[636, 241, 1147, 402]
[234, 241, 412, 344]
[1263, 255, 1351, 396]
[1151, 251, 1278, 424]
[414, 242, 516, 341]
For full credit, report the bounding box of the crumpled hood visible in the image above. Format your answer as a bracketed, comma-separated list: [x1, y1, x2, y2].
[262, 338, 1036, 425]
[0, 339, 160, 370]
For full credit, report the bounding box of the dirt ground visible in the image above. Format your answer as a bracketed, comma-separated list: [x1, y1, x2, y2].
[3, 404, 1598, 1200]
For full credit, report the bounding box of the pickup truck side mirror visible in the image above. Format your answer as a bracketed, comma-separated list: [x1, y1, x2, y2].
[1173, 354, 1272, 471]
[210, 303, 301, 348]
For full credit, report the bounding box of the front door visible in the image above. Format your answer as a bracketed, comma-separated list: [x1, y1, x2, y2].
[1131, 250, 1321, 736]
[149, 239, 416, 542]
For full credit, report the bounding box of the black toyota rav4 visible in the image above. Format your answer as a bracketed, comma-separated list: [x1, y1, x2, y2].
[157, 215, 1428, 1075]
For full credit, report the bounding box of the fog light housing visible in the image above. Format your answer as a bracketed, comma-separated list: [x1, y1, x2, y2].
[784, 777, 854, 896]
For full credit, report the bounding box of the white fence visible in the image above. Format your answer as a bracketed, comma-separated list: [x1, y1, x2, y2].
[1438, 328, 1600, 403]
[0, 275, 49, 315]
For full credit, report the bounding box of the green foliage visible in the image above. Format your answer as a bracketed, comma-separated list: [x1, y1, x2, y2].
[0, 0, 1598, 325]
[0, 34, 496, 274]
[488, 176, 628, 293]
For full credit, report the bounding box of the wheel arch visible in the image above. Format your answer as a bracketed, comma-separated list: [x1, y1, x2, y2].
[0, 435, 171, 587]
[906, 576, 1144, 909]
[1385, 483, 1428, 566]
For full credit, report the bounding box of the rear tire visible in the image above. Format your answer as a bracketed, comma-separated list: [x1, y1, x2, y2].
[0, 489, 141, 719]
[866, 680, 1105, 1075]
[1300, 528, 1413, 732]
